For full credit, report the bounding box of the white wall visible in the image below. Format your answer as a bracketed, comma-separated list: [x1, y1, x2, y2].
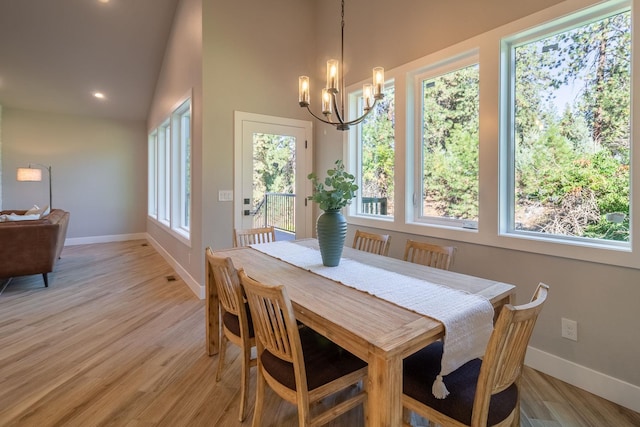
[146, 0, 202, 291]
[1, 108, 146, 238]
[201, 0, 316, 253]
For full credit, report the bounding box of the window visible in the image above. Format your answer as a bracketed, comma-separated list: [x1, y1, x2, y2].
[355, 83, 395, 218]
[148, 131, 158, 218]
[172, 98, 191, 234]
[504, 4, 631, 245]
[147, 95, 192, 242]
[415, 59, 479, 228]
[157, 120, 171, 225]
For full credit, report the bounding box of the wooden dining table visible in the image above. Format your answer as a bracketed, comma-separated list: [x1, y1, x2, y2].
[210, 239, 515, 427]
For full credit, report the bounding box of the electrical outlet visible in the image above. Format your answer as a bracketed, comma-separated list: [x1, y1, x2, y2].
[561, 318, 578, 341]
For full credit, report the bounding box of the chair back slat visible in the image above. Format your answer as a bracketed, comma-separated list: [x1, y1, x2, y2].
[403, 239, 455, 270]
[352, 229, 391, 256]
[205, 249, 243, 316]
[241, 274, 298, 364]
[234, 226, 276, 247]
[471, 283, 549, 426]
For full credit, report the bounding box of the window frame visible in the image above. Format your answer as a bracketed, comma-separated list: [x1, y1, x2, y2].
[349, 80, 396, 221]
[171, 98, 192, 238]
[147, 93, 193, 245]
[499, 0, 632, 250]
[411, 52, 480, 230]
[148, 130, 158, 219]
[156, 120, 171, 226]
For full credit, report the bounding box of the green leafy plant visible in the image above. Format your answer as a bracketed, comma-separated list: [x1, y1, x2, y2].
[307, 160, 358, 211]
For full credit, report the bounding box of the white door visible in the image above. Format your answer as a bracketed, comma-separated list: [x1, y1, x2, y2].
[234, 111, 313, 239]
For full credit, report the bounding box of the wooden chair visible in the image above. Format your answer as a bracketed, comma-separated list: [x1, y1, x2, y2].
[233, 226, 276, 247]
[205, 248, 256, 422]
[402, 283, 549, 427]
[352, 229, 391, 256]
[239, 270, 368, 427]
[403, 239, 456, 270]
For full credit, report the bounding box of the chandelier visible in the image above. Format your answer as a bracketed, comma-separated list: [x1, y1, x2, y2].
[298, 0, 384, 131]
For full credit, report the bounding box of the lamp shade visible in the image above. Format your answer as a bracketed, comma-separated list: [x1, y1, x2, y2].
[17, 167, 43, 182]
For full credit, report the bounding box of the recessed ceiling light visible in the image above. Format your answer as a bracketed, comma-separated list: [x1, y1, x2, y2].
[98, 0, 109, 3]
[93, 92, 106, 99]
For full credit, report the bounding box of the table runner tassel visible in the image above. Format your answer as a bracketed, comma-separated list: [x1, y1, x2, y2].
[432, 374, 450, 399]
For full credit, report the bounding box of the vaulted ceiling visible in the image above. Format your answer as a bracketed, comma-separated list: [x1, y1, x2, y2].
[0, 0, 179, 121]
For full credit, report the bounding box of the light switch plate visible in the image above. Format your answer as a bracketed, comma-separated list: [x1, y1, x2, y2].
[218, 190, 233, 202]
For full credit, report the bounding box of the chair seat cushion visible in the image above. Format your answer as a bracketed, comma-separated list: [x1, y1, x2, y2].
[403, 341, 518, 426]
[261, 326, 366, 391]
[222, 303, 254, 338]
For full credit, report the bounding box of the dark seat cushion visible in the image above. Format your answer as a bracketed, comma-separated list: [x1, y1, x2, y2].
[222, 303, 254, 338]
[261, 326, 366, 391]
[403, 341, 518, 426]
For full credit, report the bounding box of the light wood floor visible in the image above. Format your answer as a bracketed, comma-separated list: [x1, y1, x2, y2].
[1, 240, 638, 427]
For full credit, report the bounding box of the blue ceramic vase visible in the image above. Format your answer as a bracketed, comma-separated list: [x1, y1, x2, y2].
[316, 209, 347, 267]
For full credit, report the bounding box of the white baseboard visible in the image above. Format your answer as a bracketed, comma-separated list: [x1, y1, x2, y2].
[526, 346, 640, 413]
[65, 233, 147, 246]
[145, 234, 204, 299]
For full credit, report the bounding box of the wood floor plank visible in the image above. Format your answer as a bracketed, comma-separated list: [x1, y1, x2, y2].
[1, 240, 639, 426]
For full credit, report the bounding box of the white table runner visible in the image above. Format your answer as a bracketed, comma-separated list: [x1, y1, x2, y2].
[251, 240, 494, 398]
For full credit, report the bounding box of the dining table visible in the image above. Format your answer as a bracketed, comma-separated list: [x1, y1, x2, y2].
[210, 239, 516, 427]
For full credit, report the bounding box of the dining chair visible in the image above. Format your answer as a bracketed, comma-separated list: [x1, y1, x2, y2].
[205, 248, 256, 422]
[239, 270, 368, 427]
[233, 225, 276, 247]
[402, 283, 549, 427]
[352, 229, 391, 256]
[403, 239, 456, 270]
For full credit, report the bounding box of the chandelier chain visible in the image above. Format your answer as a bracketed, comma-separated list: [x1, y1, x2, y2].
[340, 0, 345, 119]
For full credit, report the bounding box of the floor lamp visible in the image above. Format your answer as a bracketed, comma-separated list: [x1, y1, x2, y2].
[16, 164, 53, 208]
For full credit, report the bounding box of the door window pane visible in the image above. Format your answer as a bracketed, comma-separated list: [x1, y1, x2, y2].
[252, 133, 296, 234]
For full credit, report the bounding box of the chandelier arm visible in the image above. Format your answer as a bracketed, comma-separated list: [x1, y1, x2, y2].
[332, 93, 346, 125]
[304, 105, 340, 126]
[347, 113, 371, 127]
[337, 96, 379, 128]
[305, 94, 380, 129]
[342, 108, 373, 127]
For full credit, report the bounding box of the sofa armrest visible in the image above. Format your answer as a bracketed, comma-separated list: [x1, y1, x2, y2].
[0, 209, 69, 279]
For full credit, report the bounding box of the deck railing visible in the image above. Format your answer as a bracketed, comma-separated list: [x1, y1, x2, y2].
[253, 193, 295, 233]
[361, 197, 388, 215]
[253, 194, 388, 233]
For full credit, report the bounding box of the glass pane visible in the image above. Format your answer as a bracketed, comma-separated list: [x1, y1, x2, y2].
[148, 133, 157, 217]
[182, 112, 191, 229]
[513, 10, 630, 242]
[422, 64, 479, 222]
[252, 133, 296, 235]
[163, 125, 170, 222]
[359, 85, 395, 217]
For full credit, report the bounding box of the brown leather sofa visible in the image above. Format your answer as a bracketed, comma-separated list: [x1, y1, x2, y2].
[0, 208, 70, 287]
